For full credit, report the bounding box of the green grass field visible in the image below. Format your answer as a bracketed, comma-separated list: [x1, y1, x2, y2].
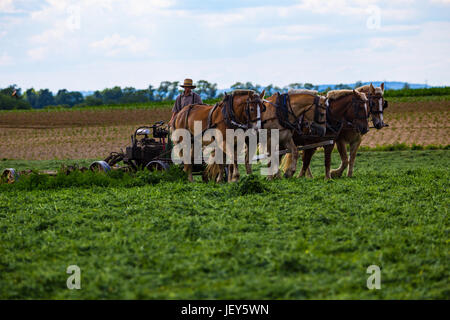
[0, 150, 449, 299]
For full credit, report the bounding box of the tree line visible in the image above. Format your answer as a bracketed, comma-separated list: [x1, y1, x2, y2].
[1, 81, 449, 110]
[0, 80, 322, 110]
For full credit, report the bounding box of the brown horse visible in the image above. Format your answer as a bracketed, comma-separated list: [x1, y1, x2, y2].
[245, 89, 328, 179]
[331, 83, 388, 178]
[282, 89, 370, 179]
[172, 90, 265, 182]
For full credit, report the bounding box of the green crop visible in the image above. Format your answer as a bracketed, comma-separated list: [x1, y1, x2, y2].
[0, 150, 448, 299]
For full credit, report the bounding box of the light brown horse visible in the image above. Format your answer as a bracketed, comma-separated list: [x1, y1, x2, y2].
[331, 83, 388, 178]
[172, 90, 265, 182]
[282, 89, 370, 179]
[245, 89, 328, 179]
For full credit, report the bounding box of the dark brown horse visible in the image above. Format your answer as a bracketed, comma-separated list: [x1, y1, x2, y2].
[281, 89, 370, 179]
[172, 90, 265, 182]
[331, 83, 388, 178]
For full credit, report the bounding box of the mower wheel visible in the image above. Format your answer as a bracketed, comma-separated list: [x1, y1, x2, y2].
[89, 161, 111, 173]
[1, 168, 19, 184]
[146, 161, 169, 171]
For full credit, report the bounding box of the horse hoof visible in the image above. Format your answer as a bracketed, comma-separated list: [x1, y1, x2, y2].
[330, 170, 342, 178]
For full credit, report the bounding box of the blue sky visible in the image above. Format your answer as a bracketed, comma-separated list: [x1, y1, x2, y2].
[0, 0, 449, 91]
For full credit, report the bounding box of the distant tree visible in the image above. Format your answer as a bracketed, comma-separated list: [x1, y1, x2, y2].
[147, 85, 156, 101]
[93, 90, 102, 100]
[37, 89, 55, 108]
[55, 89, 83, 107]
[286, 83, 303, 90]
[101, 86, 123, 104]
[304, 83, 314, 90]
[264, 84, 282, 96]
[0, 85, 31, 110]
[403, 82, 410, 90]
[335, 83, 352, 90]
[195, 80, 218, 99]
[24, 88, 38, 108]
[354, 81, 363, 88]
[166, 81, 180, 101]
[0, 84, 20, 97]
[155, 81, 171, 101]
[85, 95, 102, 106]
[321, 86, 333, 94]
[230, 82, 244, 90]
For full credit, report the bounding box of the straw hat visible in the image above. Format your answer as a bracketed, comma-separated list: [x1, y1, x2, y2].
[180, 78, 196, 88]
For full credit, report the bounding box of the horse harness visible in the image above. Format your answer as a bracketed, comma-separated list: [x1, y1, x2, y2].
[326, 95, 369, 134]
[182, 92, 264, 135]
[366, 93, 388, 117]
[272, 93, 325, 136]
[221, 92, 265, 130]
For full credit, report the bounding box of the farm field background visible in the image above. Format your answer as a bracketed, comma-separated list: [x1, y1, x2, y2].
[0, 150, 449, 299]
[0, 94, 448, 299]
[0, 95, 449, 160]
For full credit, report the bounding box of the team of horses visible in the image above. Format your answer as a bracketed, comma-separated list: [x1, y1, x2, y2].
[171, 83, 388, 182]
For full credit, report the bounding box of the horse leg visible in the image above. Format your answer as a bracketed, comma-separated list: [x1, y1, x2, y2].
[347, 138, 362, 177]
[298, 149, 314, 178]
[184, 164, 193, 182]
[284, 139, 298, 178]
[331, 139, 348, 178]
[230, 159, 240, 182]
[324, 143, 335, 180]
[244, 139, 253, 175]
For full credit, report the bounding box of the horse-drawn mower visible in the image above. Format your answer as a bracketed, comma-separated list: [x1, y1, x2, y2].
[1, 121, 191, 184]
[1, 120, 334, 184]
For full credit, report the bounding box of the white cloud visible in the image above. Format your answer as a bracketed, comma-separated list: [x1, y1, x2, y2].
[27, 47, 48, 61]
[0, 52, 13, 66]
[31, 27, 66, 43]
[256, 25, 334, 43]
[430, 0, 450, 4]
[0, 0, 17, 13]
[90, 34, 151, 56]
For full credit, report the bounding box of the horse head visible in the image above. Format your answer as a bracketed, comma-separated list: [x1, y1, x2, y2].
[228, 89, 265, 130]
[350, 89, 370, 134]
[368, 83, 388, 129]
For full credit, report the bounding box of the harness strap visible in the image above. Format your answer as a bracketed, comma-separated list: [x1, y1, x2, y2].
[183, 104, 195, 130]
[206, 103, 219, 130]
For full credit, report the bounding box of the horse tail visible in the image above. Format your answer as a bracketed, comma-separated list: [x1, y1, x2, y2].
[205, 163, 222, 182]
[204, 147, 225, 182]
[280, 153, 292, 173]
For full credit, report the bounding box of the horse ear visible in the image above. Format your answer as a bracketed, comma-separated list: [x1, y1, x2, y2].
[260, 89, 265, 99]
[381, 82, 385, 92]
[370, 83, 375, 94]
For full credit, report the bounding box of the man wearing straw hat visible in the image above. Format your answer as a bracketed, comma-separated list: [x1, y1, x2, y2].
[169, 78, 202, 126]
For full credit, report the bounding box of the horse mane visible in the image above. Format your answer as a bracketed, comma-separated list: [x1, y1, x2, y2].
[355, 85, 370, 92]
[356, 84, 384, 95]
[230, 89, 256, 96]
[288, 89, 318, 95]
[326, 89, 354, 100]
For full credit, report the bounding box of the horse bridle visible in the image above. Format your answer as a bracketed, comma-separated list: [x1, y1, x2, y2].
[367, 93, 388, 117]
[222, 92, 264, 130]
[297, 96, 327, 135]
